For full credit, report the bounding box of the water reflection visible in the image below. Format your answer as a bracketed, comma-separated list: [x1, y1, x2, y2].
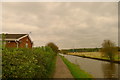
[102, 62, 117, 78]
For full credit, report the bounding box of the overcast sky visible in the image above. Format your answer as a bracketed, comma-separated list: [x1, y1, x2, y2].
[2, 2, 118, 49]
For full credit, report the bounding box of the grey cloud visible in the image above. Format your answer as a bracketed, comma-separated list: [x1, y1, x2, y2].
[2, 2, 118, 49]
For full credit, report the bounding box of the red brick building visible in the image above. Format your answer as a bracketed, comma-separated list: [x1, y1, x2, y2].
[3, 34, 33, 48]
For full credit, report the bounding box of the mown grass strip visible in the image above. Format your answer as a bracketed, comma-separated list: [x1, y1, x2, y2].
[60, 55, 93, 79]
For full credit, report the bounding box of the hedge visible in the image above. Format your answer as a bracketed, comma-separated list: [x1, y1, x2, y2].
[2, 47, 56, 78]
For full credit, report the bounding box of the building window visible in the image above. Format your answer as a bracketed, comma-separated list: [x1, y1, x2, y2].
[19, 41, 22, 43]
[26, 39, 28, 41]
[26, 43, 28, 48]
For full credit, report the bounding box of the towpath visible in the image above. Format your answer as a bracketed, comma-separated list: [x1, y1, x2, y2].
[53, 55, 73, 78]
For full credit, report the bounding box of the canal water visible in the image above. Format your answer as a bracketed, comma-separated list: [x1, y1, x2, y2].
[60, 54, 119, 78]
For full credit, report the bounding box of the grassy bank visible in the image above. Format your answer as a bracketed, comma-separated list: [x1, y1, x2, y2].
[2, 47, 57, 78]
[60, 56, 93, 79]
[68, 52, 120, 61]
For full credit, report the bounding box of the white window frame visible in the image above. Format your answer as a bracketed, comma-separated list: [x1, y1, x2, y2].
[26, 43, 28, 48]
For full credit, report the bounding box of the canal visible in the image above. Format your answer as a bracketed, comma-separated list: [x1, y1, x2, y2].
[60, 54, 119, 78]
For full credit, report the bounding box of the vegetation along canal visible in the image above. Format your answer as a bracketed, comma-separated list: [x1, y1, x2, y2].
[60, 54, 119, 78]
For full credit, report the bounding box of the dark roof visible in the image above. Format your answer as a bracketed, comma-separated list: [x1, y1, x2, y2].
[4, 34, 27, 39]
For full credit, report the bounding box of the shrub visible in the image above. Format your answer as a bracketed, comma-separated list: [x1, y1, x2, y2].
[2, 46, 56, 78]
[46, 42, 59, 54]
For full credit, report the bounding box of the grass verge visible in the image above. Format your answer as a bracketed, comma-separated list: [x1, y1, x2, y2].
[48, 56, 57, 78]
[60, 55, 93, 79]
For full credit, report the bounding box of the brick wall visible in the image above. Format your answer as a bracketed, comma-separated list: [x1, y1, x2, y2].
[6, 41, 17, 48]
[19, 36, 32, 48]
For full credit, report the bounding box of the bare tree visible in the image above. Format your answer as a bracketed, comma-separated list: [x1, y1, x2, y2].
[101, 40, 118, 62]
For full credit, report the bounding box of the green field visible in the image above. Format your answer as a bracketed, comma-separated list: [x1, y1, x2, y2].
[68, 52, 120, 61]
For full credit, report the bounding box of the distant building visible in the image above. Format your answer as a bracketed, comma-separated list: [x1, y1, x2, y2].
[2, 34, 33, 48]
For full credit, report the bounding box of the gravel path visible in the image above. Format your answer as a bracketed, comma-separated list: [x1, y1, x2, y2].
[53, 56, 73, 78]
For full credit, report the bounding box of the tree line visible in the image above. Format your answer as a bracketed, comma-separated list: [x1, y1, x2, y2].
[61, 48, 100, 53]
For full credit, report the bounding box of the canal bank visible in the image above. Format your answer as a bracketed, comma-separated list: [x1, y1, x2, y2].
[60, 54, 119, 78]
[60, 55, 93, 78]
[68, 54, 120, 64]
